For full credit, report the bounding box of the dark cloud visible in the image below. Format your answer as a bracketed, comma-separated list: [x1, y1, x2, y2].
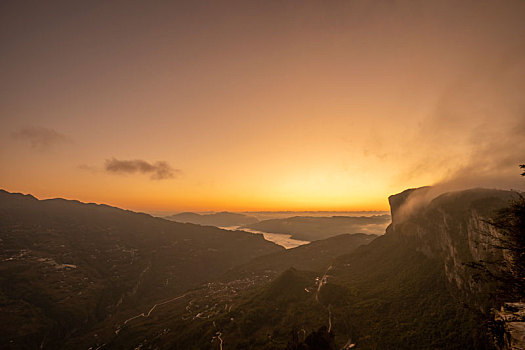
[104, 158, 180, 180]
[11, 126, 69, 150]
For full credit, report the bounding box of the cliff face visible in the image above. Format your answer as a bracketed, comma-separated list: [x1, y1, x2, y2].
[387, 187, 517, 309]
[387, 187, 525, 349]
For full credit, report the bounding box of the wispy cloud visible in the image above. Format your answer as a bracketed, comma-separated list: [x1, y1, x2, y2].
[385, 50, 525, 222]
[104, 158, 180, 180]
[11, 126, 69, 150]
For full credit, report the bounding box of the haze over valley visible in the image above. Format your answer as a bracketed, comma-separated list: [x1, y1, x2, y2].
[163, 211, 391, 248]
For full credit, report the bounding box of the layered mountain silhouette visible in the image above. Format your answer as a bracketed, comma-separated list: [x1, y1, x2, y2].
[241, 215, 391, 241]
[0, 187, 521, 349]
[165, 211, 259, 227]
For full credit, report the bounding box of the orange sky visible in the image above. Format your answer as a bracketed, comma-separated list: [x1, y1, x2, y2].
[1, 0, 524, 212]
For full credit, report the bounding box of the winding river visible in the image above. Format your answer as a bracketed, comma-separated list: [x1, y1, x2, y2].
[220, 226, 309, 249]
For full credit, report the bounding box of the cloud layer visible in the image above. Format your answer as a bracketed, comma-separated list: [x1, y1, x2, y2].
[11, 126, 68, 150]
[104, 158, 180, 180]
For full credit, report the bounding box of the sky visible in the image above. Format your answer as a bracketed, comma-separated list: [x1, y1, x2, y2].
[1, 0, 524, 212]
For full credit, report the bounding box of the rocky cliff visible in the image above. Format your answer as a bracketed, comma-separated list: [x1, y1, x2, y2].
[388, 188, 516, 307]
[388, 187, 524, 349]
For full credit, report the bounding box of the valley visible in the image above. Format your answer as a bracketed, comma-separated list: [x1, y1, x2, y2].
[1, 187, 523, 349]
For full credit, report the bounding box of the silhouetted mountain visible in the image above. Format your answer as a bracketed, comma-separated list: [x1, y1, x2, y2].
[165, 211, 259, 227]
[91, 188, 520, 349]
[242, 215, 390, 241]
[0, 190, 282, 349]
[2, 188, 521, 349]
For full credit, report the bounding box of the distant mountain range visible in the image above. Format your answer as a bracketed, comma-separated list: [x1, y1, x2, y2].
[1, 187, 522, 349]
[165, 211, 259, 227]
[165, 211, 392, 242]
[241, 214, 391, 241]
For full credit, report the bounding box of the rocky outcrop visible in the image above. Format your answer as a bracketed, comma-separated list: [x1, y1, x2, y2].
[388, 187, 524, 348]
[387, 188, 517, 307]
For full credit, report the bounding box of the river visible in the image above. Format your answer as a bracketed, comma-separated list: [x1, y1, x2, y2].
[220, 226, 309, 249]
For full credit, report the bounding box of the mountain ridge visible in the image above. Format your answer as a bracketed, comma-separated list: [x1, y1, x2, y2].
[1, 187, 521, 349]
[108, 187, 519, 349]
[241, 215, 390, 241]
[165, 211, 259, 227]
[0, 189, 282, 349]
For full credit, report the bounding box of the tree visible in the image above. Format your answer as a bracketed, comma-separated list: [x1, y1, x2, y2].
[488, 192, 525, 299]
[485, 165, 525, 349]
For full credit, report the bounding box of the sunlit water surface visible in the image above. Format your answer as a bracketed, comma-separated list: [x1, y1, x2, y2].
[220, 226, 309, 249]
